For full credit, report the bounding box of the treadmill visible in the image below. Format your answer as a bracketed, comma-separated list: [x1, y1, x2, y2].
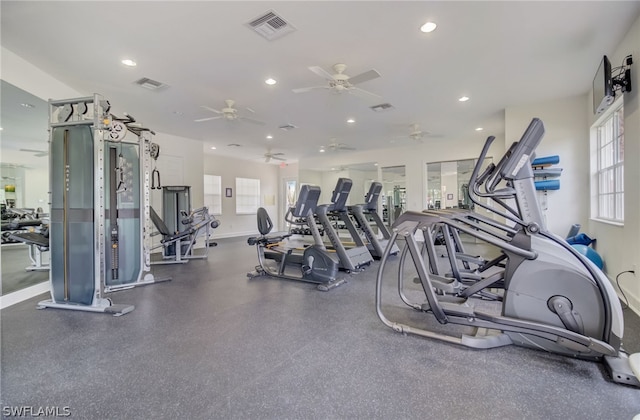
[315, 178, 374, 272]
[349, 182, 400, 259]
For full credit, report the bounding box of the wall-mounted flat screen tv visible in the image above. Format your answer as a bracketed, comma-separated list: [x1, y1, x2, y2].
[593, 55, 614, 115]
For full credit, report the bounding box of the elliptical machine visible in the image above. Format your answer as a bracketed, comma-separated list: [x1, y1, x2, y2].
[247, 185, 344, 291]
[376, 118, 639, 387]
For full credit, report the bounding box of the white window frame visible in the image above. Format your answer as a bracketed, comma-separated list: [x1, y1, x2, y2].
[203, 174, 222, 216]
[590, 98, 624, 224]
[236, 177, 260, 215]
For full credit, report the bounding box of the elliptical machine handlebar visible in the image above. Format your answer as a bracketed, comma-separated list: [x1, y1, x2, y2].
[468, 136, 530, 228]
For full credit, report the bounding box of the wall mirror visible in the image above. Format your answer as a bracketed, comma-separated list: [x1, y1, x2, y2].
[426, 158, 492, 211]
[381, 165, 406, 227]
[1, 80, 50, 296]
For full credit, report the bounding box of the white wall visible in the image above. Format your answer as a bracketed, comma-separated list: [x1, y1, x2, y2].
[503, 13, 640, 315]
[505, 94, 589, 235]
[24, 167, 49, 211]
[587, 14, 640, 314]
[150, 133, 205, 214]
[203, 153, 279, 236]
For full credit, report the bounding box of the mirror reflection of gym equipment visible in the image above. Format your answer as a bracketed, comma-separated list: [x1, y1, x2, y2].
[380, 165, 406, 228]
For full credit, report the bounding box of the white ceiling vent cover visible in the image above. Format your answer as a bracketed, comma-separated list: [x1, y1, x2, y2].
[134, 77, 168, 91]
[246, 10, 296, 41]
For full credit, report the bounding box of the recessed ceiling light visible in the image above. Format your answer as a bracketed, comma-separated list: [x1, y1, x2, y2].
[266, 135, 273, 139]
[420, 21, 437, 33]
[210, 146, 217, 150]
[265, 78, 277, 85]
[374, 163, 378, 166]
[459, 96, 470, 102]
[21, 103, 35, 108]
[121, 59, 137, 67]
[475, 127, 483, 131]
[319, 148, 325, 153]
[346, 118, 355, 124]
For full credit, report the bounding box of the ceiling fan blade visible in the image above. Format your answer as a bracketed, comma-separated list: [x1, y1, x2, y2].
[350, 86, 382, 99]
[292, 86, 328, 93]
[308, 66, 336, 80]
[245, 107, 256, 114]
[271, 156, 286, 161]
[348, 69, 381, 85]
[339, 145, 356, 151]
[201, 105, 222, 114]
[194, 116, 224, 122]
[271, 152, 285, 157]
[238, 116, 265, 125]
[265, 156, 271, 163]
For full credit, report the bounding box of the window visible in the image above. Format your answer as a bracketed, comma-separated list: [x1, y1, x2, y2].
[236, 177, 260, 214]
[591, 101, 624, 222]
[203, 175, 222, 215]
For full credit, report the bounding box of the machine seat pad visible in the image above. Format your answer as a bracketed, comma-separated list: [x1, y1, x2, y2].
[8, 231, 49, 248]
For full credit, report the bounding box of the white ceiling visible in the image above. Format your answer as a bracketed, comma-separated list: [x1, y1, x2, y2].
[1, 1, 639, 167]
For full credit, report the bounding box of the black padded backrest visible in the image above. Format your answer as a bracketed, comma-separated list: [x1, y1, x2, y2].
[149, 206, 172, 236]
[291, 185, 321, 218]
[363, 182, 382, 211]
[257, 207, 273, 235]
[329, 178, 352, 211]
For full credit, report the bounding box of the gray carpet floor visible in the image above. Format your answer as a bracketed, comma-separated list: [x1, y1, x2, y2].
[1, 236, 639, 419]
[1, 244, 49, 295]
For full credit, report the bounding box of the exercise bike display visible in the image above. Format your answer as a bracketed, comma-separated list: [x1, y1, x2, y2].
[375, 118, 639, 387]
[247, 184, 345, 291]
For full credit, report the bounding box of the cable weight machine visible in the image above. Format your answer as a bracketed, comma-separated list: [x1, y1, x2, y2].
[37, 94, 167, 316]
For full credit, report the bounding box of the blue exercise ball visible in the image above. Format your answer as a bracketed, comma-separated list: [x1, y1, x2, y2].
[571, 244, 604, 270]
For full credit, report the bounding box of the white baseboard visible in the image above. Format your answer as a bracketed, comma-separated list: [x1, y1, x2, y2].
[1, 281, 49, 310]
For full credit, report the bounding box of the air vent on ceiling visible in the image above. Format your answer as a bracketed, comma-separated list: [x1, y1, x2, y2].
[134, 77, 168, 91]
[278, 124, 298, 131]
[246, 10, 296, 41]
[370, 103, 395, 112]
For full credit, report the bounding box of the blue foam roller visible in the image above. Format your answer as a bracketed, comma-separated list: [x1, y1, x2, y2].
[532, 155, 560, 166]
[535, 179, 560, 190]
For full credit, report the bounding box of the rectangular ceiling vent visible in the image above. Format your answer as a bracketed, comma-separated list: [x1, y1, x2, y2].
[370, 103, 395, 112]
[246, 10, 296, 41]
[134, 77, 168, 91]
[278, 124, 298, 131]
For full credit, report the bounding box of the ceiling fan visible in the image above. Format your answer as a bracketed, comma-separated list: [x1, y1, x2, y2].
[321, 139, 356, 153]
[394, 124, 440, 143]
[264, 149, 286, 163]
[195, 100, 265, 125]
[293, 63, 382, 98]
[19, 148, 48, 157]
